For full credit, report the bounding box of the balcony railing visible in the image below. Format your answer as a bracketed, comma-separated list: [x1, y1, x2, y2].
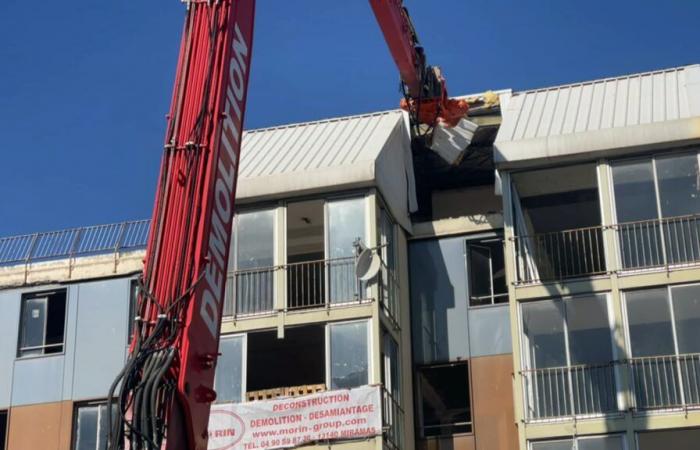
[521, 363, 619, 422]
[382, 388, 404, 450]
[514, 225, 606, 283]
[224, 256, 370, 318]
[616, 214, 700, 271]
[0, 220, 150, 267]
[629, 353, 700, 411]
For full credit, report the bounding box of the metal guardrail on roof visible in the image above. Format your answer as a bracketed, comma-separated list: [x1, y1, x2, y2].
[0, 220, 150, 267]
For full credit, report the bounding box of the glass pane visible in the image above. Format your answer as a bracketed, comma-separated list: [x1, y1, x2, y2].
[656, 153, 700, 217]
[656, 154, 700, 265]
[214, 336, 244, 403]
[468, 244, 492, 305]
[626, 288, 675, 357]
[565, 295, 613, 365]
[577, 435, 624, 450]
[672, 284, 700, 354]
[20, 297, 47, 356]
[531, 440, 573, 450]
[75, 406, 99, 450]
[521, 300, 566, 368]
[328, 198, 366, 303]
[419, 364, 471, 437]
[638, 427, 700, 450]
[380, 210, 396, 313]
[612, 159, 664, 269]
[234, 210, 275, 315]
[330, 321, 368, 389]
[384, 334, 401, 400]
[97, 404, 116, 450]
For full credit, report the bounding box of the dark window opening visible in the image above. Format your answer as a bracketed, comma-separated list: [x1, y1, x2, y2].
[287, 200, 325, 309]
[0, 410, 7, 450]
[417, 362, 472, 438]
[18, 289, 67, 357]
[128, 280, 139, 341]
[247, 325, 325, 392]
[467, 238, 507, 306]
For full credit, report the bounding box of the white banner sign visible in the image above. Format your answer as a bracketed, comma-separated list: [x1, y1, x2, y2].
[207, 385, 382, 450]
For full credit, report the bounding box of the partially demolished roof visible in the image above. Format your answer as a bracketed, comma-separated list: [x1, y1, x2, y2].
[236, 110, 417, 230]
[495, 64, 700, 168]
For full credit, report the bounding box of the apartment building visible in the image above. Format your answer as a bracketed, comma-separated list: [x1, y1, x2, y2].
[495, 64, 700, 450]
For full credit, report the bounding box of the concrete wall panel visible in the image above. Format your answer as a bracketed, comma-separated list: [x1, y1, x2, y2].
[471, 354, 518, 450]
[7, 400, 72, 450]
[0, 289, 20, 408]
[12, 354, 65, 406]
[72, 278, 129, 401]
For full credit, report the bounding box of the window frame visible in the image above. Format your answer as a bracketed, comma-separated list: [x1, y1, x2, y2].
[415, 360, 474, 439]
[71, 400, 116, 450]
[465, 234, 508, 308]
[17, 288, 68, 358]
[529, 433, 627, 450]
[213, 333, 247, 404]
[326, 319, 372, 390]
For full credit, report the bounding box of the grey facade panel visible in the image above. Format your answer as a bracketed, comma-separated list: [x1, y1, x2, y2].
[468, 305, 512, 357]
[12, 355, 65, 405]
[71, 278, 129, 401]
[0, 289, 20, 408]
[409, 236, 470, 364]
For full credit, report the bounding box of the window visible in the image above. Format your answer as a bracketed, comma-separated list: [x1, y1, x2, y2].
[531, 435, 624, 450]
[127, 279, 139, 341]
[329, 321, 369, 389]
[379, 208, 398, 319]
[612, 152, 700, 269]
[417, 362, 471, 437]
[624, 284, 700, 409]
[521, 294, 617, 419]
[73, 402, 117, 450]
[511, 163, 605, 282]
[327, 197, 366, 303]
[18, 289, 67, 357]
[214, 335, 245, 403]
[0, 410, 6, 450]
[382, 331, 403, 449]
[467, 237, 507, 306]
[229, 209, 276, 316]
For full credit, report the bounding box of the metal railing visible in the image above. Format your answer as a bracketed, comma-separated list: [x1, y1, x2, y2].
[629, 353, 700, 411]
[616, 214, 700, 271]
[382, 387, 404, 450]
[514, 225, 606, 283]
[522, 362, 619, 422]
[0, 220, 150, 267]
[224, 256, 369, 318]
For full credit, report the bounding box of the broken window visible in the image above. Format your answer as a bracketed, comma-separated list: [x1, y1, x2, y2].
[511, 163, 604, 282]
[330, 321, 369, 389]
[18, 289, 67, 357]
[417, 362, 472, 437]
[214, 334, 245, 403]
[467, 237, 507, 306]
[72, 402, 117, 450]
[246, 325, 325, 393]
[0, 410, 6, 450]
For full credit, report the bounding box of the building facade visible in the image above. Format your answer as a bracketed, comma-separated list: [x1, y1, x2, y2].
[1, 64, 699, 450]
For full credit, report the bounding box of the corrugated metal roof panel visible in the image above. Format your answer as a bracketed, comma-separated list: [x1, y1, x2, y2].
[495, 65, 700, 167]
[498, 65, 700, 142]
[238, 110, 402, 179]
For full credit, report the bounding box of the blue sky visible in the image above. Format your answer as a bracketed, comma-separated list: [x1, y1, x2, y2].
[1, 0, 699, 236]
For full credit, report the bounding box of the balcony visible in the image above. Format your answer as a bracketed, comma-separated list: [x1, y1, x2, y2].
[513, 214, 700, 284]
[629, 353, 700, 412]
[223, 256, 370, 318]
[521, 363, 619, 422]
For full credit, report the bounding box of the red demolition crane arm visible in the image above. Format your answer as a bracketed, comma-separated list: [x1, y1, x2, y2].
[108, 2, 464, 450]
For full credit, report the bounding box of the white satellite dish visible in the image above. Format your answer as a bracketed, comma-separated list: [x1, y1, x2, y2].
[355, 247, 381, 281]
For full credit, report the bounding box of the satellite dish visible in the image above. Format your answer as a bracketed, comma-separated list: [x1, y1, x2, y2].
[355, 247, 381, 281]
